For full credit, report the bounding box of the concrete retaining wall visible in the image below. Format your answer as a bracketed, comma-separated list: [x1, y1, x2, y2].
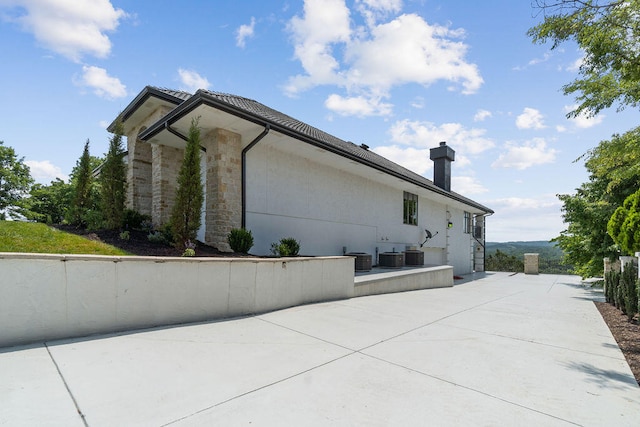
[0, 253, 353, 348]
[354, 265, 453, 297]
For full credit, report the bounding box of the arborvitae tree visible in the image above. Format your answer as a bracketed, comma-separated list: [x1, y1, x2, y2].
[70, 140, 93, 226]
[170, 118, 204, 250]
[100, 120, 127, 229]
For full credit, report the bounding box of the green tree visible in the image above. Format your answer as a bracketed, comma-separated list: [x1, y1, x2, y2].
[69, 140, 103, 227]
[0, 141, 33, 219]
[529, 0, 640, 118]
[608, 188, 640, 255]
[486, 249, 524, 272]
[100, 120, 127, 229]
[554, 128, 640, 277]
[170, 118, 204, 249]
[22, 178, 73, 224]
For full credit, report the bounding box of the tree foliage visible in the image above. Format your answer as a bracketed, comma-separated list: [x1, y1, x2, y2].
[608, 188, 640, 254]
[170, 118, 204, 249]
[99, 120, 127, 229]
[69, 140, 102, 227]
[0, 141, 33, 219]
[554, 127, 640, 277]
[486, 249, 524, 272]
[529, 0, 640, 118]
[22, 178, 73, 224]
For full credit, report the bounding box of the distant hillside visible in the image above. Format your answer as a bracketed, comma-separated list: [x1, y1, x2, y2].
[485, 241, 572, 274]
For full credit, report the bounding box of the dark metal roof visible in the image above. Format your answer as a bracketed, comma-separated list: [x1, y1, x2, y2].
[138, 87, 493, 214]
[108, 86, 192, 132]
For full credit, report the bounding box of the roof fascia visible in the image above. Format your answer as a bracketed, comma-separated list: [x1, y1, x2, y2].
[107, 86, 185, 132]
[139, 90, 493, 214]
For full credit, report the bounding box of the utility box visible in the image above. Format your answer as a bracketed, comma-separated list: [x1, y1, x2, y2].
[404, 250, 424, 266]
[524, 253, 539, 275]
[348, 253, 372, 272]
[379, 252, 404, 268]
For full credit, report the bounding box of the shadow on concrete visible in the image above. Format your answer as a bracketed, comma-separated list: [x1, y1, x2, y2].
[562, 360, 638, 390]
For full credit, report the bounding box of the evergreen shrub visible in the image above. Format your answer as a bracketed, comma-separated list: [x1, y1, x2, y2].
[621, 261, 638, 320]
[605, 269, 620, 304]
[271, 237, 300, 257]
[228, 228, 253, 253]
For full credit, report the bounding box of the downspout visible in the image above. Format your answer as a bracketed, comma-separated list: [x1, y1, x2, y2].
[241, 124, 271, 228]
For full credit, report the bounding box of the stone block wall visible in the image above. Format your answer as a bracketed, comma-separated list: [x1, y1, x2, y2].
[126, 131, 152, 216]
[152, 144, 183, 226]
[125, 105, 174, 217]
[524, 253, 539, 275]
[203, 128, 242, 251]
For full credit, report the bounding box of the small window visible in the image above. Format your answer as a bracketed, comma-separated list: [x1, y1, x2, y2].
[403, 192, 418, 225]
[464, 211, 472, 234]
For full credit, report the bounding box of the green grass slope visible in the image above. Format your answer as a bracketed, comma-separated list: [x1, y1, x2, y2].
[0, 221, 129, 256]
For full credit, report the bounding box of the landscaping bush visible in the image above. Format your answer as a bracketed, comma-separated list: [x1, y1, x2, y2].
[605, 269, 620, 304]
[228, 228, 253, 253]
[621, 261, 638, 320]
[271, 237, 300, 257]
[123, 209, 152, 230]
[147, 224, 173, 245]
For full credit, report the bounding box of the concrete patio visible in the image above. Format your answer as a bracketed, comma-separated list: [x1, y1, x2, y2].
[2, 272, 639, 426]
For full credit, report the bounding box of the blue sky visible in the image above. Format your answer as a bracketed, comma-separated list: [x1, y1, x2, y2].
[1, 0, 638, 242]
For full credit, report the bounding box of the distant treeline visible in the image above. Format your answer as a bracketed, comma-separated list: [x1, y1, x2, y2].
[485, 241, 573, 275]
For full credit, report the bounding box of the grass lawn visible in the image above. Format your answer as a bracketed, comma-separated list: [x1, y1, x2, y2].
[0, 221, 130, 256]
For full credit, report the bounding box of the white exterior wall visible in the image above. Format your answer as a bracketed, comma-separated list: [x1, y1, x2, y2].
[245, 143, 477, 274]
[446, 207, 475, 275]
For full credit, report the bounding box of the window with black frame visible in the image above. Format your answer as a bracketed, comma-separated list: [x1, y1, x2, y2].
[464, 211, 472, 233]
[403, 192, 418, 225]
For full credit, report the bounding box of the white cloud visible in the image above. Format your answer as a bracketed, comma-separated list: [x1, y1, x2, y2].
[325, 93, 393, 116]
[492, 138, 557, 170]
[76, 65, 126, 99]
[410, 96, 425, 109]
[372, 145, 432, 175]
[25, 160, 68, 184]
[564, 104, 604, 129]
[473, 109, 492, 122]
[285, 0, 482, 116]
[236, 17, 256, 48]
[484, 195, 563, 241]
[527, 52, 552, 67]
[389, 119, 495, 156]
[452, 176, 488, 195]
[1, 0, 127, 62]
[178, 68, 211, 93]
[565, 51, 584, 72]
[516, 107, 545, 130]
[356, 0, 403, 26]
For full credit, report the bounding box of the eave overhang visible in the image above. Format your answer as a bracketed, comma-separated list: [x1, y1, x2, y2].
[138, 89, 494, 215]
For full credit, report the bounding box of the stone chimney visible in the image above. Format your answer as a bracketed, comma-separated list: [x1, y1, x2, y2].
[429, 141, 455, 191]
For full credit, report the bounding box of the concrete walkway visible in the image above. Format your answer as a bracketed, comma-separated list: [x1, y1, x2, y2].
[2, 272, 640, 426]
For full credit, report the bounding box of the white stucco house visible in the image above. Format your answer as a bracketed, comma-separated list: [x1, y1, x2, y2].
[110, 86, 493, 274]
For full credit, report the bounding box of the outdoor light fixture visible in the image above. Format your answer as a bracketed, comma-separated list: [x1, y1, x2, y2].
[448, 221, 453, 228]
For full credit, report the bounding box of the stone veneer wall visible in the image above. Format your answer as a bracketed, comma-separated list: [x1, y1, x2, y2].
[204, 128, 242, 251]
[126, 106, 174, 217]
[126, 130, 152, 216]
[152, 145, 183, 227]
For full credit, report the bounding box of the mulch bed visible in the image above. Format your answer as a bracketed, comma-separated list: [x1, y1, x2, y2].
[54, 225, 247, 258]
[595, 301, 640, 386]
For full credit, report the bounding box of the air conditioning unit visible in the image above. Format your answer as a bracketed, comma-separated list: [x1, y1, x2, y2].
[473, 226, 483, 239]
